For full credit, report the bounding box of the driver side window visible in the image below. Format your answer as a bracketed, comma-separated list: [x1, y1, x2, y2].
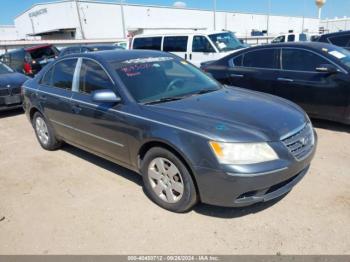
[192, 36, 215, 53]
[79, 59, 114, 94]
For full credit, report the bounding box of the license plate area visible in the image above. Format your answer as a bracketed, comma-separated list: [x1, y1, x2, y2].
[5, 95, 21, 105]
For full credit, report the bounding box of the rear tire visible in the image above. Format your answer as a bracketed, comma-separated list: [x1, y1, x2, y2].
[33, 112, 61, 151]
[141, 147, 198, 212]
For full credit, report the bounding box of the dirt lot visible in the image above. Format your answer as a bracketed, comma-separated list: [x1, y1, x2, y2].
[0, 110, 349, 255]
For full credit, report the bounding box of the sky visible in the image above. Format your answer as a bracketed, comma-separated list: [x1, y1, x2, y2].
[1, 0, 349, 25]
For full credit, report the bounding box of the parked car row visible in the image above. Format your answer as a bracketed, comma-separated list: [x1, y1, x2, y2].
[2, 30, 349, 212]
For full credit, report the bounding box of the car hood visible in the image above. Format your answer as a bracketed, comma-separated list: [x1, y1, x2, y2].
[0, 73, 28, 88]
[141, 87, 308, 142]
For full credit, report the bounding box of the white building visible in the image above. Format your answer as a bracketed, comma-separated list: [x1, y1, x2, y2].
[320, 17, 350, 33]
[10, 0, 320, 41]
[0, 25, 19, 40]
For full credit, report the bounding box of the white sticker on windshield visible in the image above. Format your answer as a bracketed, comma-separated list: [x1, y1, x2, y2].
[122, 57, 173, 64]
[329, 50, 346, 59]
[218, 42, 227, 49]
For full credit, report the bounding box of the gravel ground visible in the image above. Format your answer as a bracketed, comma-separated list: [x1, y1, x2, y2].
[0, 110, 349, 255]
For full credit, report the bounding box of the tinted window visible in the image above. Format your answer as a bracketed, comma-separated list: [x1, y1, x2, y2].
[79, 59, 114, 94]
[133, 37, 162, 50]
[29, 46, 58, 60]
[272, 36, 285, 43]
[243, 49, 278, 69]
[51, 59, 77, 90]
[0, 62, 13, 74]
[230, 55, 243, 67]
[163, 36, 188, 52]
[288, 34, 295, 42]
[299, 34, 308, 41]
[282, 49, 328, 71]
[41, 67, 54, 85]
[192, 36, 216, 53]
[329, 35, 350, 47]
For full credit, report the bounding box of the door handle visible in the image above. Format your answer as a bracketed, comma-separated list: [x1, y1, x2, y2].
[189, 53, 192, 60]
[185, 53, 187, 60]
[277, 77, 294, 82]
[230, 73, 244, 78]
[72, 104, 82, 114]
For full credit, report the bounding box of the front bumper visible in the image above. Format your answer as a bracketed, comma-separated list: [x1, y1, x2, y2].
[194, 140, 316, 207]
[0, 95, 23, 112]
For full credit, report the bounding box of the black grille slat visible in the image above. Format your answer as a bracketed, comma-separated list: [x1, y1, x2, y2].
[0, 89, 10, 96]
[11, 87, 21, 95]
[282, 123, 314, 160]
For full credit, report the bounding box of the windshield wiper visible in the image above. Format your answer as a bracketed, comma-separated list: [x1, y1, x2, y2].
[143, 96, 186, 105]
[192, 89, 218, 95]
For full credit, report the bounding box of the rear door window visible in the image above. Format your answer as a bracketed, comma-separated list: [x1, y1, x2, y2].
[328, 35, 350, 47]
[272, 36, 285, 43]
[51, 59, 77, 90]
[79, 59, 114, 94]
[163, 36, 188, 52]
[133, 37, 162, 50]
[192, 36, 216, 53]
[281, 48, 328, 72]
[288, 34, 296, 42]
[243, 49, 279, 69]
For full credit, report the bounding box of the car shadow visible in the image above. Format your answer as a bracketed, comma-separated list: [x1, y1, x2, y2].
[0, 108, 23, 118]
[312, 119, 350, 133]
[61, 144, 143, 187]
[61, 144, 287, 218]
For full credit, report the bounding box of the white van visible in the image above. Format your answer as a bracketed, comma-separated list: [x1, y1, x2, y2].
[271, 33, 311, 43]
[130, 31, 247, 67]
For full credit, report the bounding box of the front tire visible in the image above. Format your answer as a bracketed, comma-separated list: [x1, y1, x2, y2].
[33, 112, 61, 151]
[141, 147, 198, 212]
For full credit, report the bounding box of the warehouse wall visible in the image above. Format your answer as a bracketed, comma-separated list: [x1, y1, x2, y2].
[320, 18, 350, 33]
[0, 26, 19, 40]
[12, 0, 320, 40]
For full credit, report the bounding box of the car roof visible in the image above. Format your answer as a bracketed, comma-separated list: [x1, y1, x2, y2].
[240, 42, 337, 52]
[62, 49, 177, 63]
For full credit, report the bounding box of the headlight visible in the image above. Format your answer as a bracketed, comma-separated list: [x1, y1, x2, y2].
[209, 141, 278, 165]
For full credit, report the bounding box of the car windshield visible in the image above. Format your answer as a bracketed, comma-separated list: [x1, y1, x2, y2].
[208, 32, 244, 52]
[0, 62, 14, 74]
[113, 57, 221, 104]
[325, 46, 350, 68]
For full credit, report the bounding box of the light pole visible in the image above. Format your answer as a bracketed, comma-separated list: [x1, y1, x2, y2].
[120, 0, 127, 39]
[266, 0, 271, 35]
[74, 0, 85, 39]
[213, 0, 217, 31]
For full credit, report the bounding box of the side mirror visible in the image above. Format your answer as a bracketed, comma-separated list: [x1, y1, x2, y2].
[316, 64, 339, 74]
[92, 89, 121, 103]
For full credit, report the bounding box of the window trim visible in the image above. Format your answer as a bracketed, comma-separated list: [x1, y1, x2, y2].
[228, 47, 348, 74]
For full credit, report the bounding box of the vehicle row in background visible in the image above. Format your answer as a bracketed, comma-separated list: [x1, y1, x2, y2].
[0, 62, 28, 111]
[0, 45, 59, 77]
[201, 42, 350, 125]
[131, 31, 247, 67]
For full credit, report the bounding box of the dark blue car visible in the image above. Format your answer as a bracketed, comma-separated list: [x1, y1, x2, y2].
[0, 62, 28, 111]
[22, 50, 316, 212]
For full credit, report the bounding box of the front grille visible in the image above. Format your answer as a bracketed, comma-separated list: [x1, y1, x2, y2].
[11, 87, 21, 95]
[282, 123, 315, 160]
[0, 88, 10, 97]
